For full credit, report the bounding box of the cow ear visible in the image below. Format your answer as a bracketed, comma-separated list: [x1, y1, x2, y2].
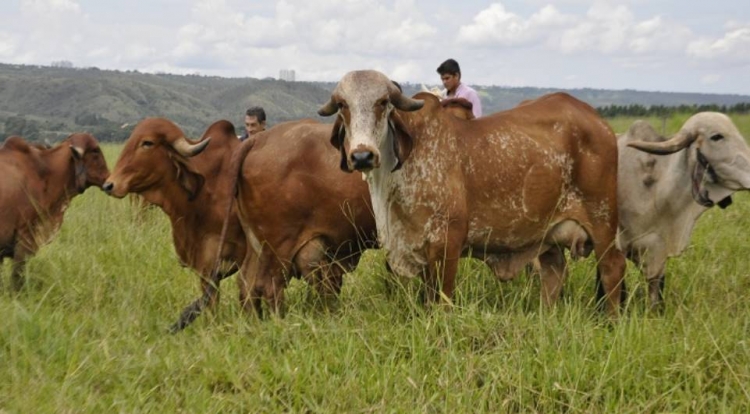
[389, 113, 413, 172]
[330, 116, 351, 173]
[330, 115, 345, 150]
[172, 158, 204, 201]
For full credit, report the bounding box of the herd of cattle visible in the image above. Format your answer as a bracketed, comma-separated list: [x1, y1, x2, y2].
[2, 69, 750, 331]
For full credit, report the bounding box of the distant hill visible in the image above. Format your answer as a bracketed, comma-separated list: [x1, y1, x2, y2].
[0, 63, 331, 142]
[1, 63, 749, 143]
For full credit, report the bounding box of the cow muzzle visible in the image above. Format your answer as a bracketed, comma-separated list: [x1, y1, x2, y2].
[350, 149, 380, 171]
[102, 181, 126, 198]
[102, 181, 114, 194]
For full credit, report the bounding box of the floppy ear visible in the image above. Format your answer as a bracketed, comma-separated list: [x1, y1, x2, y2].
[330, 115, 351, 173]
[389, 113, 413, 172]
[170, 155, 205, 200]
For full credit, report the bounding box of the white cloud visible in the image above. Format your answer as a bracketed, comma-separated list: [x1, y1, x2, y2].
[688, 26, 750, 62]
[0, 32, 19, 58]
[0, 0, 748, 94]
[460, 2, 693, 57]
[557, 4, 633, 54]
[701, 74, 721, 84]
[628, 16, 692, 54]
[458, 3, 573, 47]
[390, 61, 425, 82]
[20, 0, 81, 14]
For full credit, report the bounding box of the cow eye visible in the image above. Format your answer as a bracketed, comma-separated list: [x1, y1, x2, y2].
[376, 99, 388, 108]
[337, 102, 348, 110]
[141, 140, 154, 148]
[710, 134, 724, 141]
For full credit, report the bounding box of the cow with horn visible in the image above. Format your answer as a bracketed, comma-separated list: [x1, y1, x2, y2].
[618, 112, 750, 309]
[103, 118, 247, 332]
[1, 133, 109, 290]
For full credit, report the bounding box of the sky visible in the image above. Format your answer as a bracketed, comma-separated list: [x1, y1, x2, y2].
[0, 0, 749, 95]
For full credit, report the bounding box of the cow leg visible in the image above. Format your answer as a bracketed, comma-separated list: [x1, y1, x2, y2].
[648, 272, 666, 312]
[538, 246, 567, 307]
[424, 237, 462, 305]
[591, 233, 627, 316]
[261, 269, 287, 316]
[240, 243, 289, 318]
[296, 238, 342, 298]
[595, 269, 627, 311]
[238, 247, 262, 317]
[169, 271, 222, 333]
[11, 259, 27, 292]
[249, 248, 287, 317]
[620, 243, 666, 311]
[10, 247, 32, 292]
[644, 258, 667, 312]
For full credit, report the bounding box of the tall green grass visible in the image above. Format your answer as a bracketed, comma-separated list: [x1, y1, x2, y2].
[2, 115, 750, 412]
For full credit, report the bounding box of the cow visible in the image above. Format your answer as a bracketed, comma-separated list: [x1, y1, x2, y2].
[617, 112, 750, 309]
[0, 133, 109, 291]
[226, 119, 378, 316]
[102, 118, 247, 332]
[318, 70, 626, 314]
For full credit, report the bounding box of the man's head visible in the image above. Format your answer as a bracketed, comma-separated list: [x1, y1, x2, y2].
[437, 59, 461, 93]
[244, 106, 267, 136]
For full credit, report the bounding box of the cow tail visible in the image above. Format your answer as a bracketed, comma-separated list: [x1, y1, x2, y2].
[211, 137, 256, 280]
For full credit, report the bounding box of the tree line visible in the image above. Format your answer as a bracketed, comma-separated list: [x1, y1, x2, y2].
[2, 114, 132, 144]
[597, 102, 750, 118]
[5, 101, 750, 145]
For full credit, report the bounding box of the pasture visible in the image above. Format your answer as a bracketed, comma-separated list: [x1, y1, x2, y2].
[2, 114, 750, 412]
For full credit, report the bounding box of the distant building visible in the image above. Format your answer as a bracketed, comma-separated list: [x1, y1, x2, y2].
[50, 60, 74, 68]
[279, 69, 295, 82]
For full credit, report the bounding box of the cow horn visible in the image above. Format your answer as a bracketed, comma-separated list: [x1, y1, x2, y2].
[627, 130, 697, 155]
[70, 145, 85, 159]
[388, 83, 424, 112]
[171, 136, 211, 157]
[318, 98, 339, 117]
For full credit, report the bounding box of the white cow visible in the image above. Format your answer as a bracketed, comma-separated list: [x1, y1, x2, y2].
[618, 112, 750, 308]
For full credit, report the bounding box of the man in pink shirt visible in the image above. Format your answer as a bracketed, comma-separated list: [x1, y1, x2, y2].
[436, 58, 483, 118]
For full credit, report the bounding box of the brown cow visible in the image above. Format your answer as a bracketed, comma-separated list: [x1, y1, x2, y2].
[0, 134, 109, 290]
[102, 118, 246, 332]
[227, 119, 377, 316]
[318, 70, 626, 313]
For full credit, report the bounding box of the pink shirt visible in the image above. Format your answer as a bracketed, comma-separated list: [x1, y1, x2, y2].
[446, 83, 482, 118]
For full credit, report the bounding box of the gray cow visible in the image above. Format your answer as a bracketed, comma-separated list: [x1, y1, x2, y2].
[618, 112, 750, 308]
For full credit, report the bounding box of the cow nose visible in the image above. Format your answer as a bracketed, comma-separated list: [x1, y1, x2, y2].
[102, 181, 114, 194]
[351, 151, 375, 170]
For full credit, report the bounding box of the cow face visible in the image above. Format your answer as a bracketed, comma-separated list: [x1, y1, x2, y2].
[67, 133, 110, 193]
[103, 118, 209, 200]
[629, 112, 750, 208]
[319, 70, 423, 172]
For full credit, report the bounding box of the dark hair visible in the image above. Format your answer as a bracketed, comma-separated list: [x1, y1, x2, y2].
[436, 59, 461, 76]
[245, 106, 266, 123]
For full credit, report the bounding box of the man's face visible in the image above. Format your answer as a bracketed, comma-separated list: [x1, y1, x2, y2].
[440, 73, 460, 92]
[244, 115, 266, 135]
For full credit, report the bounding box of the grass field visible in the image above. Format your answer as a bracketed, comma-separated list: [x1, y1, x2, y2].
[2, 115, 750, 412]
